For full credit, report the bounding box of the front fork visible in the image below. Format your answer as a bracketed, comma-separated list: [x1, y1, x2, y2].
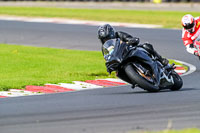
[159, 64, 175, 88]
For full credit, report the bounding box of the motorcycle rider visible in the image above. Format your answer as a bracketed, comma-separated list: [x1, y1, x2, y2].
[97, 24, 169, 86]
[97, 24, 169, 66]
[181, 14, 200, 58]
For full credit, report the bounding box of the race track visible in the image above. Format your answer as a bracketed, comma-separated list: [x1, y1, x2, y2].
[0, 20, 200, 133]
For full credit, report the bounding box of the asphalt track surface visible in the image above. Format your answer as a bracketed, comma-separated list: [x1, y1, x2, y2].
[0, 20, 200, 133]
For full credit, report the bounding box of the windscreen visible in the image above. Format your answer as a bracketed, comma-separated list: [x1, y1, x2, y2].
[102, 39, 116, 56]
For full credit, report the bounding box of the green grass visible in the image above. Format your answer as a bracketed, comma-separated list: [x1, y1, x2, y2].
[0, 44, 187, 91]
[0, 6, 199, 28]
[0, 44, 116, 91]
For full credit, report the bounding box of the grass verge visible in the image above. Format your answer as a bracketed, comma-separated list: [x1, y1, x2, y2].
[0, 44, 115, 91]
[0, 7, 199, 28]
[0, 44, 186, 91]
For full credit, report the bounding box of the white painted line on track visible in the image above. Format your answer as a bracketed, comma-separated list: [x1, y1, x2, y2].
[0, 89, 42, 97]
[175, 70, 187, 73]
[58, 83, 95, 90]
[0, 16, 162, 28]
[72, 81, 103, 89]
[99, 78, 129, 84]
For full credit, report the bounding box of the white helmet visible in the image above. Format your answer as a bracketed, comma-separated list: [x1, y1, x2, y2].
[181, 14, 196, 33]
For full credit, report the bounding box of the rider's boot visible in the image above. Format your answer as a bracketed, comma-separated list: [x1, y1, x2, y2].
[152, 50, 169, 66]
[142, 42, 169, 66]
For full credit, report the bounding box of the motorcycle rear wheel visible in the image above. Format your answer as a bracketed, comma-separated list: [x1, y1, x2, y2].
[170, 71, 183, 91]
[124, 64, 159, 92]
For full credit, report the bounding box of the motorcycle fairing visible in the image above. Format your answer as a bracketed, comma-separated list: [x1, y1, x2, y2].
[127, 47, 161, 86]
[103, 38, 128, 73]
[103, 38, 161, 85]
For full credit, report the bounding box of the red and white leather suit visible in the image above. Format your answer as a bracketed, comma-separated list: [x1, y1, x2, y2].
[182, 16, 200, 55]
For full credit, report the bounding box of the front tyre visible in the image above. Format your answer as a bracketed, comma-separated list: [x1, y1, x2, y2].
[170, 71, 183, 91]
[124, 64, 159, 92]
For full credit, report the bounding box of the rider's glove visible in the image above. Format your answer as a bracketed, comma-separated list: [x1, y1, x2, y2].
[189, 43, 194, 48]
[194, 50, 200, 56]
[161, 58, 169, 66]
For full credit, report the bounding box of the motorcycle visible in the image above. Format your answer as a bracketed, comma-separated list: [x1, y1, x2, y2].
[102, 38, 183, 92]
[194, 35, 200, 60]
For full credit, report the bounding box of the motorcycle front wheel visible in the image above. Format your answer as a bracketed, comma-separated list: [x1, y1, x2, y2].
[170, 71, 183, 91]
[124, 64, 160, 92]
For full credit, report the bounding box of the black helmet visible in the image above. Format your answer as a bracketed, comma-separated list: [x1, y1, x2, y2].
[97, 24, 116, 44]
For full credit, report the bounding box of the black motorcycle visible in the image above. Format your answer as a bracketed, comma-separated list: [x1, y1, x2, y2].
[102, 38, 183, 92]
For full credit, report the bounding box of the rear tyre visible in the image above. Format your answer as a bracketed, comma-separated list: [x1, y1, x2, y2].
[124, 64, 159, 92]
[170, 71, 183, 91]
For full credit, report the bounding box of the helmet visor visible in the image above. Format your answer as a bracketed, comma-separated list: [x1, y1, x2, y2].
[183, 21, 195, 30]
[187, 26, 195, 33]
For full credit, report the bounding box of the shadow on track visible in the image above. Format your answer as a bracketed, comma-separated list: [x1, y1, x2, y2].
[103, 87, 198, 95]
